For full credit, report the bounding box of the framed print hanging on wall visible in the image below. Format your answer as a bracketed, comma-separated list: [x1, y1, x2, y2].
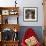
[23, 7, 38, 22]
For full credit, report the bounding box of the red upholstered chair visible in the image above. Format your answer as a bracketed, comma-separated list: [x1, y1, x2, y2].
[21, 28, 41, 46]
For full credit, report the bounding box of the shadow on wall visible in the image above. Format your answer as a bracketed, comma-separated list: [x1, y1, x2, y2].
[18, 26, 43, 44]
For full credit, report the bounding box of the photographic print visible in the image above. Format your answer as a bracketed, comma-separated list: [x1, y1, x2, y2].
[0, 32, 1, 41]
[0, 15, 1, 24]
[2, 10, 9, 15]
[23, 7, 38, 22]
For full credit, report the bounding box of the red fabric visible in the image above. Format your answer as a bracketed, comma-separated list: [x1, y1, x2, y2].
[21, 28, 41, 46]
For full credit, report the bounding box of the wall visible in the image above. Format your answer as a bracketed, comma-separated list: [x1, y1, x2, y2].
[19, 0, 44, 26]
[0, 0, 44, 26]
[43, 0, 46, 27]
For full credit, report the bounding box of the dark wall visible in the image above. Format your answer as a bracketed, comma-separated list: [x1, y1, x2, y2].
[18, 26, 44, 43]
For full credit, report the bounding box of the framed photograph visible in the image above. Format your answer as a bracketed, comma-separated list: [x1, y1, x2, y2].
[9, 9, 18, 15]
[0, 32, 1, 41]
[23, 7, 38, 22]
[0, 15, 1, 24]
[2, 10, 9, 15]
